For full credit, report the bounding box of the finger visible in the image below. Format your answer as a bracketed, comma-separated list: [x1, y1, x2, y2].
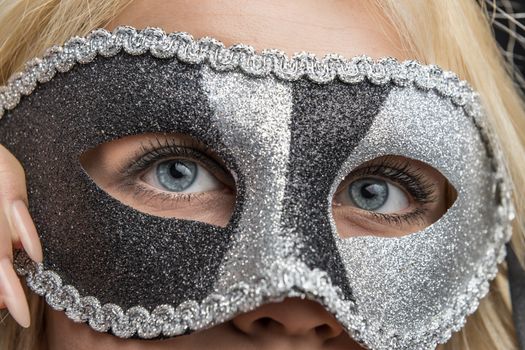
[8, 200, 43, 262]
[0, 144, 34, 328]
[0, 200, 13, 262]
[0, 258, 30, 328]
[0, 144, 43, 262]
[0, 143, 28, 244]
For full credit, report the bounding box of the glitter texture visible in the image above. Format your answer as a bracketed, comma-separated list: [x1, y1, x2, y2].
[328, 85, 513, 348]
[0, 26, 516, 350]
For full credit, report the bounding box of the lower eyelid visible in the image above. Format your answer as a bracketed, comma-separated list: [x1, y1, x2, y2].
[370, 209, 428, 226]
[128, 182, 233, 209]
[332, 200, 427, 224]
[332, 206, 416, 236]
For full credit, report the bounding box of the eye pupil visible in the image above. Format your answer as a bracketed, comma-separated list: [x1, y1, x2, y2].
[349, 178, 389, 211]
[157, 159, 197, 192]
[361, 184, 380, 199]
[169, 162, 190, 179]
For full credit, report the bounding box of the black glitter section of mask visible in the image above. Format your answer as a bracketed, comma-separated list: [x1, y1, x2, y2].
[283, 79, 392, 298]
[0, 52, 244, 310]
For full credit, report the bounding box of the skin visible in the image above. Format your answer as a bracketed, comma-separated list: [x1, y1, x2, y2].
[0, 0, 454, 349]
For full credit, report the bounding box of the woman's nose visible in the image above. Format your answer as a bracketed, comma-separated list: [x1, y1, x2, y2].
[231, 297, 345, 341]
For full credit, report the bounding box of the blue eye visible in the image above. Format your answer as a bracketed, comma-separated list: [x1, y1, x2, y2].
[349, 178, 389, 210]
[335, 176, 409, 213]
[141, 156, 223, 194]
[156, 159, 198, 192]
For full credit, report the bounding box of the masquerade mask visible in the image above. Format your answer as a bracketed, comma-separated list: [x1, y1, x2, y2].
[0, 26, 518, 349]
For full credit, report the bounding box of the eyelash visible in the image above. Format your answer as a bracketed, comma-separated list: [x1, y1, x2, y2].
[338, 156, 438, 225]
[116, 137, 437, 225]
[115, 135, 230, 204]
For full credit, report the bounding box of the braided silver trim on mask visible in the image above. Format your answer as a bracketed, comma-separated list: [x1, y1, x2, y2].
[13, 250, 366, 341]
[0, 26, 490, 117]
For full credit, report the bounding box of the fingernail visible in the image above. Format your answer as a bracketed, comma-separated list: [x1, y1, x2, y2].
[9, 200, 43, 263]
[0, 258, 30, 328]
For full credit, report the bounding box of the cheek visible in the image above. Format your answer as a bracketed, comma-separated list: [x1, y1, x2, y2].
[45, 306, 103, 350]
[43, 304, 248, 350]
[148, 191, 236, 226]
[332, 206, 410, 237]
[45, 306, 165, 350]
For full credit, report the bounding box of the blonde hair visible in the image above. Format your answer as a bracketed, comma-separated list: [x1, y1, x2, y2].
[0, 0, 524, 349]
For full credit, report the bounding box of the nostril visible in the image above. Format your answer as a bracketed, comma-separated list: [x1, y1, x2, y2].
[315, 324, 337, 339]
[257, 317, 272, 328]
[254, 317, 284, 332]
[231, 298, 345, 340]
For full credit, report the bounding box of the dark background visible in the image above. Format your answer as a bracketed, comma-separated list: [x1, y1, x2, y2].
[489, 0, 525, 92]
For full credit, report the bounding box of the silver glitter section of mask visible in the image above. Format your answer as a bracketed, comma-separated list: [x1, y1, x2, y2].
[199, 66, 301, 291]
[328, 85, 514, 349]
[197, 66, 368, 343]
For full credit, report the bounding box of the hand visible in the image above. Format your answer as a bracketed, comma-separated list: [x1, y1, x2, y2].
[0, 144, 43, 328]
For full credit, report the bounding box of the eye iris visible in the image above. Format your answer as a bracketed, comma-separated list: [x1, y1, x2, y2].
[156, 159, 197, 191]
[349, 178, 389, 211]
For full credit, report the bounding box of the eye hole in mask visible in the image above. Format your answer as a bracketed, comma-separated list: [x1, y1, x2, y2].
[332, 155, 457, 238]
[79, 131, 237, 227]
[80, 129, 456, 236]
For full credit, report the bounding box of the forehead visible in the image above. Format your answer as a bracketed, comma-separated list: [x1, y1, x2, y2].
[104, 0, 409, 60]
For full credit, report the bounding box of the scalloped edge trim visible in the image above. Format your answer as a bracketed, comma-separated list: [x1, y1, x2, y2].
[2, 25, 517, 349]
[0, 25, 487, 119]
